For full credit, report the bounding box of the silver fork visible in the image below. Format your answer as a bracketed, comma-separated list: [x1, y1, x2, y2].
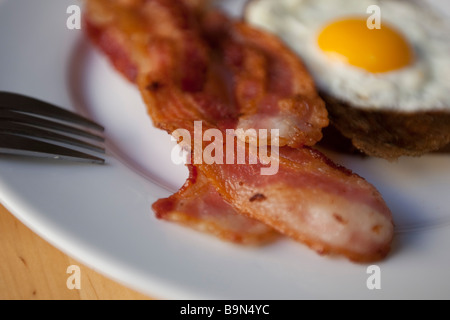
[0, 91, 105, 164]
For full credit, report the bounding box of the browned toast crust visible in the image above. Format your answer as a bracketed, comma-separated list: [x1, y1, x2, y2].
[322, 93, 450, 159]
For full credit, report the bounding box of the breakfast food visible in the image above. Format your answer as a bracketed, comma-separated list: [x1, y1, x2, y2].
[195, 144, 393, 262]
[246, 0, 450, 159]
[84, 0, 328, 148]
[84, 0, 394, 262]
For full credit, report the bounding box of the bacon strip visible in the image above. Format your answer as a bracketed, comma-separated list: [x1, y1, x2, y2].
[196, 144, 394, 262]
[84, 0, 394, 262]
[84, 0, 328, 146]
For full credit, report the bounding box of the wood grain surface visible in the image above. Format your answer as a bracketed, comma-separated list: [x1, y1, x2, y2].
[0, 204, 153, 300]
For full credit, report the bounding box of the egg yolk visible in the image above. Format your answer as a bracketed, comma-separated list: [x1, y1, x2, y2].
[318, 18, 413, 73]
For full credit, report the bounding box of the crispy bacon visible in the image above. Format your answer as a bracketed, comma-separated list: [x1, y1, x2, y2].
[84, 0, 328, 146]
[153, 165, 278, 245]
[84, 0, 394, 262]
[196, 144, 394, 262]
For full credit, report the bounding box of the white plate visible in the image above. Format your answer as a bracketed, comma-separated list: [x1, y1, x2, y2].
[1, 0, 450, 299]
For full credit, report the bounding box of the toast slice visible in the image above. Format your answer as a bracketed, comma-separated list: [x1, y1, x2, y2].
[322, 93, 450, 159]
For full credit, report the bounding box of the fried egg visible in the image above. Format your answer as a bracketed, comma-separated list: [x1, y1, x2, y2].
[246, 0, 450, 111]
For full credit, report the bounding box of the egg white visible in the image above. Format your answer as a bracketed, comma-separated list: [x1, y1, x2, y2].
[246, 0, 450, 111]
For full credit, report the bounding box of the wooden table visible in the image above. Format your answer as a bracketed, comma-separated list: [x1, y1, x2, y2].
[0, 204, 153, 300]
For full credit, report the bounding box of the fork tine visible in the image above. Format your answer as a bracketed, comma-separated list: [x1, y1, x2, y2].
[0, 109, 105, 142]
[0, 91, 104, 132]
[0, 133, 105, 164]
[0, 121, 105, 154]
